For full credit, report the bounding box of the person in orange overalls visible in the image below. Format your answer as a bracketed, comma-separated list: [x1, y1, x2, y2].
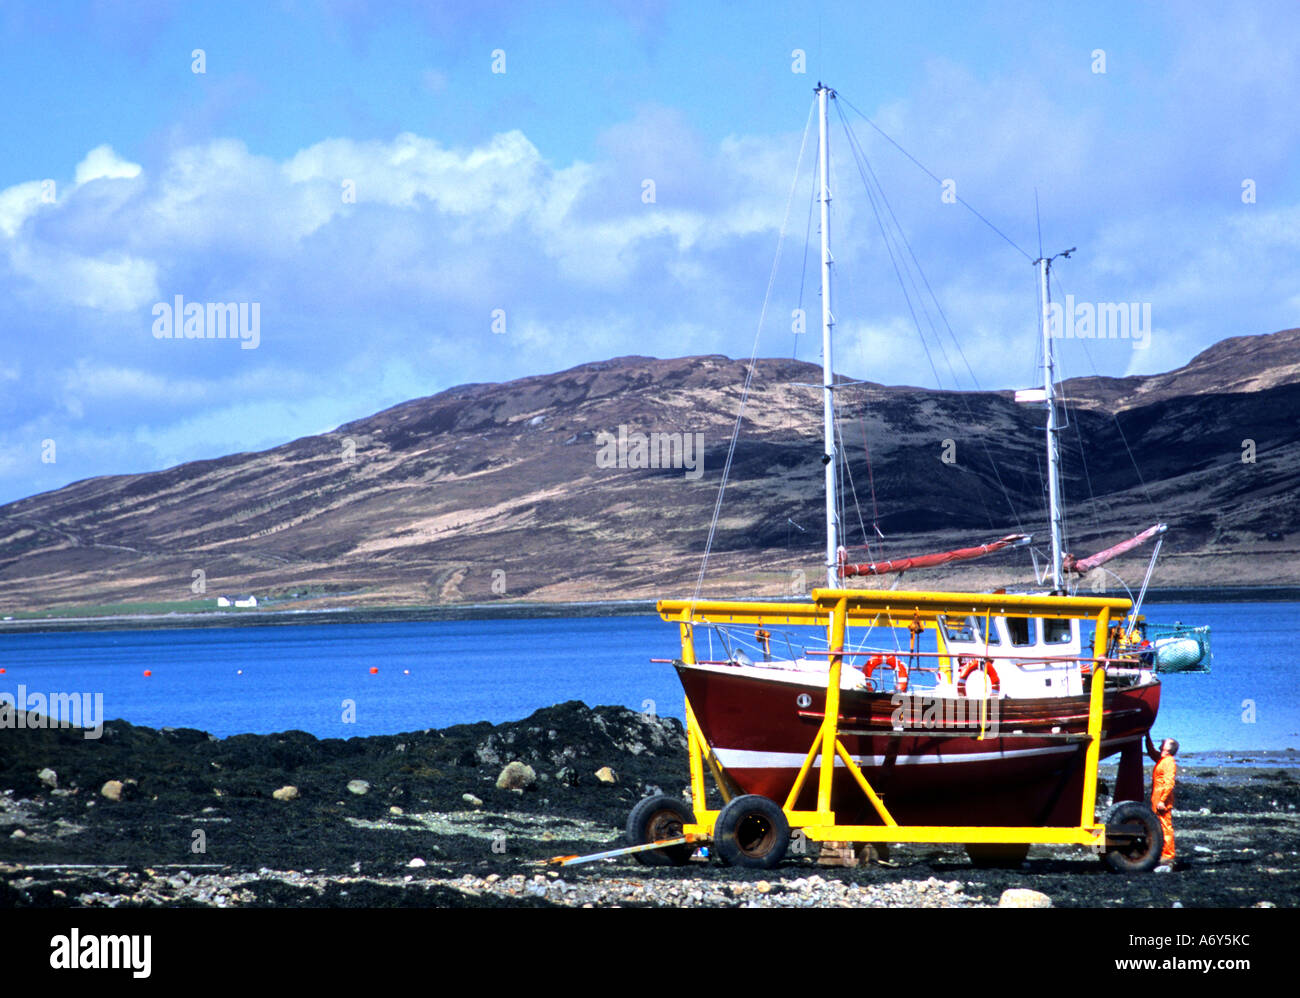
[1145, 733, 1179, 870]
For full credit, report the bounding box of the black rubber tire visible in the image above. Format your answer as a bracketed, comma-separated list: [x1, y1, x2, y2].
[713, 794, 790, 869]
[1101, 800, 1164, 873]
[625, 795, 695, 866]
[965, 843, 1030, 867]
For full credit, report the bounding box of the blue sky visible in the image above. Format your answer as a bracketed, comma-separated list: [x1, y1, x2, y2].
[1, 0, 1297, 504]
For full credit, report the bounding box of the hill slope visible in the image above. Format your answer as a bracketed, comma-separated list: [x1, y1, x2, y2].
[1, 329, 1297, 611]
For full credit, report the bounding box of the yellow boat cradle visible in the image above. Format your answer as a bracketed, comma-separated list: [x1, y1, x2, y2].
[548, 588, 1165, 872]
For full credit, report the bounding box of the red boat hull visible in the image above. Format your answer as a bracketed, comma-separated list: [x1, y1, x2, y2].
[678, 664, 1160, 827]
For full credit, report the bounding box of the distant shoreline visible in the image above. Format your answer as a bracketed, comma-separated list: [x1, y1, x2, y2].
[0, 598, 655, 633]
[1, 585, 1297, 633]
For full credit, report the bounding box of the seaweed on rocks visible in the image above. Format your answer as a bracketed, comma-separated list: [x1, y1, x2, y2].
[3, 702, 1299, 908]
[0, 701, 689, 876]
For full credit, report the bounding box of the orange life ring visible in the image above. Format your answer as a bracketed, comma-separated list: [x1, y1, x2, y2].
[864, 654, 909, 693]
[957, 657, 1000, 697]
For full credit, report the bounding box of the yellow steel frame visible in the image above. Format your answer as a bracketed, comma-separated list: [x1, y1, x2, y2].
[658, 587, 1130, 849]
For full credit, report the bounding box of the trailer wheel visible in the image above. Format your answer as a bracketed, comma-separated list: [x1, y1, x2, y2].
[626, 795, 695, 866]
[965, 843, 1029, 867]
[714, 794, 790, 869]
[1101, 800, 1164, 873]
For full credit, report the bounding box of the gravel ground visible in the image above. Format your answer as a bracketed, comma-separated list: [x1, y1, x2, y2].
[1, 702, 1297, 908]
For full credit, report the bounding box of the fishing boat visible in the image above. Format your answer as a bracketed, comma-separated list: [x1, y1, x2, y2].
[643, 84, 1184, 870]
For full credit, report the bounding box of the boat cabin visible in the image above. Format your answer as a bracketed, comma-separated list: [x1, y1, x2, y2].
[936, 612, 1084, 699]
[659, 589, 1138, 706]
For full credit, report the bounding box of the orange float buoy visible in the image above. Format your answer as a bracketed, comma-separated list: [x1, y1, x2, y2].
[369, 667, 378, 674]
[863, 654, 908, 693]
[957, 658, 999, 697]
[143, 670, 152, 677]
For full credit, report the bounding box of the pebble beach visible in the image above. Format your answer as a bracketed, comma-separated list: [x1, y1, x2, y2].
[2, 702, 1297, 909]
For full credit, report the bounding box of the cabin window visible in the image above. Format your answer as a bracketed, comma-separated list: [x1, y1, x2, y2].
[939, 615, 999, 645]
[971, 615, 1000, 644]
[939, 616, 975, 642]
[1043, 618, 1074, 644]
[1006, 616, 1036, 646]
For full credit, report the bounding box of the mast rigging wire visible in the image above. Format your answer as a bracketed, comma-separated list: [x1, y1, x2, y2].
[1048, 269, 1160, 518]
[833, 101, 1024, 534]
[838, 94, 1034, 262]
[693, 97, 817, 602]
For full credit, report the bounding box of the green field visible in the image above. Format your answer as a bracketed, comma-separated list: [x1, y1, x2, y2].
[3, 599, 227, 619]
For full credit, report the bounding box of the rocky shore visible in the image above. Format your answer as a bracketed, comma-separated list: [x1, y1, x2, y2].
[1, 702, 1297, 908]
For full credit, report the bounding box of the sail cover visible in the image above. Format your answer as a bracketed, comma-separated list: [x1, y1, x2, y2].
[1062, 523, 1167, 575]
[839, 534, 1031, 577]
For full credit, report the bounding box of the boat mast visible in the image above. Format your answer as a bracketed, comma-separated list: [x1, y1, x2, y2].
[1035, 248, 1073, 592]
[818, 83, 840, 589]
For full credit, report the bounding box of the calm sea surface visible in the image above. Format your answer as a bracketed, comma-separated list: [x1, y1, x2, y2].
[1, 603, 1296, 751]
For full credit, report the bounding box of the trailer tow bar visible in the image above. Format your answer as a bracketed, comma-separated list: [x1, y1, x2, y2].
[544, 833, 707, 868]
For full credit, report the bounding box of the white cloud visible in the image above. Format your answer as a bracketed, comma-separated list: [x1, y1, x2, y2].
[74, 145, 142, 185]
[8, 244, 158, 312]
[3, 82, 1297, 506]
[284, 130, 547, 222]
[60, 363, 212, 405]
[0, 180, 46, 238]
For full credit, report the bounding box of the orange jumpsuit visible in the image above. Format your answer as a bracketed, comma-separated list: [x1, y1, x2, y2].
[1151, 755, 1176, 862]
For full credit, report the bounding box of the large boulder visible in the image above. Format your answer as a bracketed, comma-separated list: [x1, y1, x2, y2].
[496, 761, 536, 790]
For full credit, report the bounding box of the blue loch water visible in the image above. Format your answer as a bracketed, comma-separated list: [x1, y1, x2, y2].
[0, 603, 1296, 752]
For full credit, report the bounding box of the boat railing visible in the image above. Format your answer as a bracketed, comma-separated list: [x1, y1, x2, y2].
[803, 649, 1143, 667]
[659, 650, 1145, 669]
[655, 649, 1146, 692]
[803, 648, 1147, 692]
